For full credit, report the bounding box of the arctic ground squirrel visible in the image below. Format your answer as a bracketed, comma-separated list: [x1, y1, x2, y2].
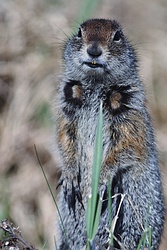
[55, 18, 164, 249]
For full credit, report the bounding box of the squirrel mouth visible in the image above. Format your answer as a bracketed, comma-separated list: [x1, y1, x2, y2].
[84, 60, 103, 68]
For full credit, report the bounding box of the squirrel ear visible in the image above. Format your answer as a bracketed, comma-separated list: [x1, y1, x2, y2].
[77, 28, 82, 38]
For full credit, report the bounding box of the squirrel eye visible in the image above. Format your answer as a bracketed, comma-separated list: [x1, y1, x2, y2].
[77, 28, 82, 38]
[113, 30, 122, 42]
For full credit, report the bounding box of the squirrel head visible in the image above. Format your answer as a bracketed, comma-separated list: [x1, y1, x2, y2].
[63, 19, 137, 81]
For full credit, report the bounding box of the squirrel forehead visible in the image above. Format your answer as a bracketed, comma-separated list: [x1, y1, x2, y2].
[80, 19, 121, 43]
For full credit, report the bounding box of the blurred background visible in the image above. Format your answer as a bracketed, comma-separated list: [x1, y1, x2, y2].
[0, 0, 166, 249]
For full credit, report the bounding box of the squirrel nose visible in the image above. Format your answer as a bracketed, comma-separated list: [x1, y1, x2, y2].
[87, 44, 102, 57]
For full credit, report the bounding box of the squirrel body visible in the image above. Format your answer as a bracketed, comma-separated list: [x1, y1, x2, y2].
[55, 19, 164, 249]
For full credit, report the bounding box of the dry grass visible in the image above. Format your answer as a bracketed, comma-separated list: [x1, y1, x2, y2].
[0, 0, 167, 249]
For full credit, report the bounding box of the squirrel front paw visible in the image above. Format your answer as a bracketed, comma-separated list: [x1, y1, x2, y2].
[57, 174, 84, 217]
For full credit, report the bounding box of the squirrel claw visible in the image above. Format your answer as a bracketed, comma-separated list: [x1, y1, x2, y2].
[62, 178, 84, 217]
[56, 177, 64, 190]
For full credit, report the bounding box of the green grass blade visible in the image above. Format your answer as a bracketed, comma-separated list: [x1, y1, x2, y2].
[91, 101, 103, 195]
[91, 195, 102, 239]
[86, 195, 92, 239]
[86, 102, 103, 244]
[90, 101, 103, 237]
[34, 145, 71, 250]
[148, 226, 152, 248]
[54, 235, 58, 250]
[137, 228, 152, 250]
[137, 231, 146, 250]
